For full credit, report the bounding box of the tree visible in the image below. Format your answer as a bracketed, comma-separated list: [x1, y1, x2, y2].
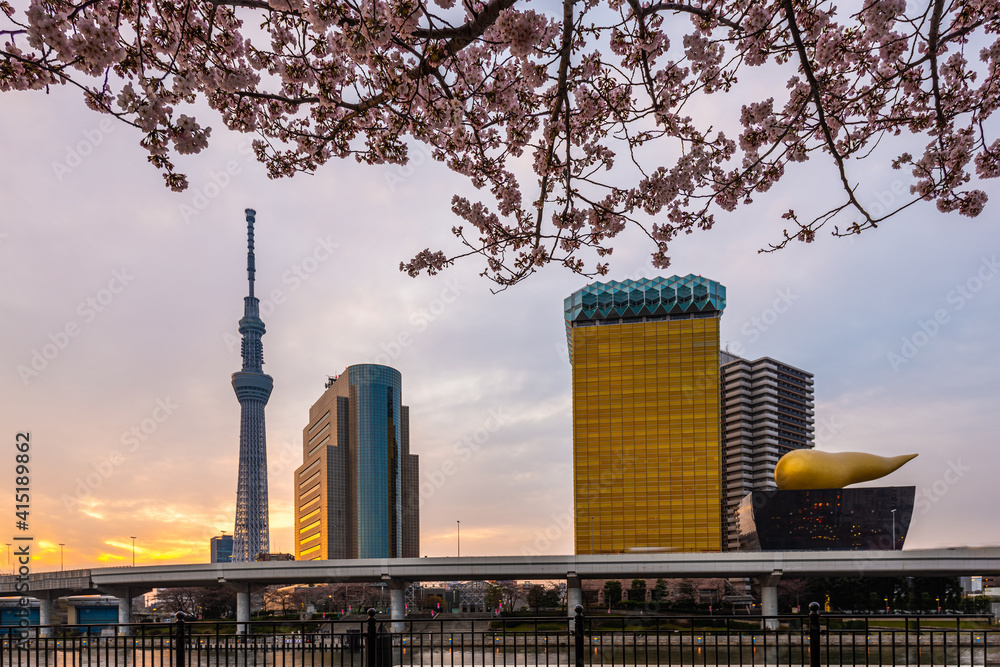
[485, 583, 503, 610]
[602, 580, 622, 606]
[197, 586, 237, 619]
[293, 584, 334, 613]
[540, 586, 562, 609]
[651, 578, 668, 602]
[486, 580, 524, 611]
[498, 580, 526, 612]
[263, 586, 297, 616]
[156, 588, 201, 616]
[527, 584, 546, 611]
[777, 577, 808, 612]
[527, 584, 561, 611]
[675, 579, 696, 606]
[581, 586, 601, 608]
[628, 579, 647, 603]
[3, 0, 997, 286]
[908, 576, 963, 611]
[156, 586, 236, 619]
[805, 576, 911, 612]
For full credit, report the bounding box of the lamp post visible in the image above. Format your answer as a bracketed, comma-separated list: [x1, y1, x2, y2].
[130, 536, 137, 567]
[885, 597, 889, 613]
[59, 543, 65, 571]
[456, 521, 460, 557]
[4, 543, 10, 574]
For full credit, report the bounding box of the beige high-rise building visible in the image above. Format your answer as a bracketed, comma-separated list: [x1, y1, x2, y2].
[294, 364, 419, 560]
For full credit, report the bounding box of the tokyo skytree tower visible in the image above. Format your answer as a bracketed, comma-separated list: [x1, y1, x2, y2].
[231, 208, 272, 562]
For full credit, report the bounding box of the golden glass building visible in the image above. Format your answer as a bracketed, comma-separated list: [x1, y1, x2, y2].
[565, 276, 725, 554]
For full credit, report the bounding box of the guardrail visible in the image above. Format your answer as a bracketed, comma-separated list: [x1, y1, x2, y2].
[0, 604, 995, 666]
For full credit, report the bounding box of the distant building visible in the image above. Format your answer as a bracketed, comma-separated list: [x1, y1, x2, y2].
[960, 576, 984, 595]
[565, 275, 726, 554]
[255, 552, 295, 561]
[719, 353, 815, 550]
[210, 534, 234, 563]
[293, 364, 419, 560]
[141, 590, 160, 609]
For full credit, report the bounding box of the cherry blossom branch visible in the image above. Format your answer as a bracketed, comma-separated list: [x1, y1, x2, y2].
[927, 0, 946, 128]
[234, 90, 322, 105]
[640, 2, 742, 31]
[777, 0, 875, 241]
[530, 0, 574, 251]
[411, 0, 518, 40]
[206, 0, 284, 11]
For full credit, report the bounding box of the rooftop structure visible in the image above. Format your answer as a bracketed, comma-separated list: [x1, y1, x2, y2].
[564, 275, 726, 363]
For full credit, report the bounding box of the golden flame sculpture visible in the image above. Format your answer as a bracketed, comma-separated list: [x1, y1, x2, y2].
[774, 450, 918, 490]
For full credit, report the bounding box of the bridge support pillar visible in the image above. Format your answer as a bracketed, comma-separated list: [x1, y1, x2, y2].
[97, 585, 151, 636]
[566, 575, 582, 618]
[38, 596, 54, 637]
[384, 578, 408, 633]
[236, 586, 251, 634]
[760, 574, 781, 631]
[118, 592, 133, 634]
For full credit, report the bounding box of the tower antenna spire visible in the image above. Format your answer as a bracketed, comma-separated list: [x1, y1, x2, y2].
[246, 208, 256, 299]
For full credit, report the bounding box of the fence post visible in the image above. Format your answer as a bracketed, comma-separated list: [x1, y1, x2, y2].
[173, 611, 186, 667]
[574, 604, 584, 667]
[808, 602, 820, 667]
[366, 608, 377, 667]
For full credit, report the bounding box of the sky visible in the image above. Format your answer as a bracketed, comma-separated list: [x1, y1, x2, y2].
[0, 69, 998, 573]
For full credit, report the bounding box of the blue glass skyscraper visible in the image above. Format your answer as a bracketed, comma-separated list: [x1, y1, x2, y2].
[294, 364, 419, 560]
[210, 534, 234, 563]
[231, 209, 272, 562]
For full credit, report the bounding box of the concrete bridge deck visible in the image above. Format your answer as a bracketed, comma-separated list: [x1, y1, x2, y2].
[3, 548, 997, 632]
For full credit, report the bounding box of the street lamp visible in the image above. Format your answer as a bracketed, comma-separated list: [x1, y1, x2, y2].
[456, 521, 460, 557]
[885, 597, 889, 613]
[937, 597, 941, 613]
[59, 543, 65, 571]
[4, 544, 10, 574]
[131, 536, 137, 567]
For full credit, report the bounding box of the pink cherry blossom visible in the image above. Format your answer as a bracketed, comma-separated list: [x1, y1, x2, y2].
[2, 0, 998, 285]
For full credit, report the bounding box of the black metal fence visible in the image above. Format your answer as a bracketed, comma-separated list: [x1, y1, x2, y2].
[1, 605, 996, 666]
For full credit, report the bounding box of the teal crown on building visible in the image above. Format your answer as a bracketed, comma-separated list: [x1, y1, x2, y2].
[563, 275, 726, 363]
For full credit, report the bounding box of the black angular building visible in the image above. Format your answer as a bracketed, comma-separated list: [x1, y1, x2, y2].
[736, 487, 915, 551]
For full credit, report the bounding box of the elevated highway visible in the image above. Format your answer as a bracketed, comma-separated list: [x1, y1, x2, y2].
[4, 548, 998, 631]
